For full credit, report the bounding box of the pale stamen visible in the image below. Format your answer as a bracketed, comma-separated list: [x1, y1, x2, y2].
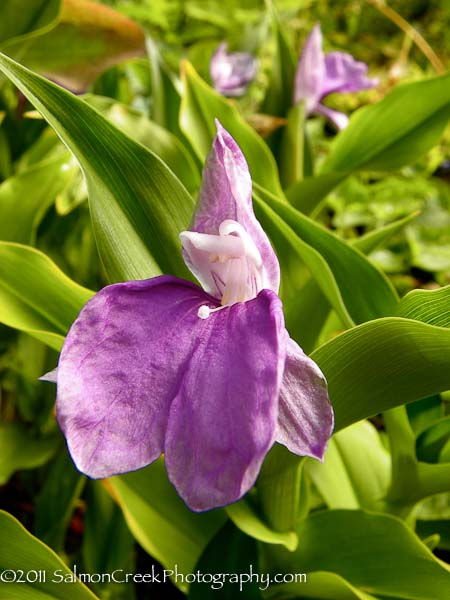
[192, 220, 263, 319]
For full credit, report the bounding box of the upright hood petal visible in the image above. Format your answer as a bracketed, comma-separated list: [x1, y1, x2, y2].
[293, 23, 326, 112]
[181, 121, 280, 298]
[164, 289, 286, 511]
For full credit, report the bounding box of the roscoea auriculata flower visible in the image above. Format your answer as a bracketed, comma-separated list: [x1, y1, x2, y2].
[294, 23, 378, 130]
[210, 42, 258, 97]
[42, 121, 334, 512]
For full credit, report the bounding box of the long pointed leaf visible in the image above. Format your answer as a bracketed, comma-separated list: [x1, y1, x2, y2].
[0, 52, 194, 282]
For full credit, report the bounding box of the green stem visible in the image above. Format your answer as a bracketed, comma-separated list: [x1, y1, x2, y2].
[280, 102, 305, 188]
[383, 406, 450, 518]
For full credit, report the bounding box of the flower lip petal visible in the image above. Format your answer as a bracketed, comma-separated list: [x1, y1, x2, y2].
[56, 275, 219, 479]
[164, 288, 287, 511]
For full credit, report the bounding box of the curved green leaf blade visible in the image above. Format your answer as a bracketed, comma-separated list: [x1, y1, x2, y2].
[288, 74, 450, 212]
[85, 94, 201, 193]
[254, 193, 353, 328]
[0, 423, 58, 485]
[0, 0, 60, 48]
[286, 172, 344, 214]
[3, 0, 146, 93]
[0, 52, 194, 282]
[397, 285, 450, 328]
[226, 498, 297, 551]
[0, 510, 98, 599]
[265, 572, 377, 600]
[0, 155, 77, 244]
[322, 72, 450, 174]
[312, 318, 450, 432]
[180, 61, 284, 198]
[306, 421, 390, 510]
[255, 190, 398, 324]
[34, 450, 86, 553]
[261, 17, 296, 118]
[0, 242, 93, 350]
[268, 510, 450, 600]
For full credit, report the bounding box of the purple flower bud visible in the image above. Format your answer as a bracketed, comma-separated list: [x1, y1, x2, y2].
[210, 43, 258, 97]
[294, 24, 378, 129]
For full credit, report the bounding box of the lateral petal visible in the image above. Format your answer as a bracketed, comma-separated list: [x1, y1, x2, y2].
[181, 122, 280, 296]
[164, 289, 286, 511]
[323, 51, 378, 96]
[56, 275, 219, 479]
[277, 337, 334, 461]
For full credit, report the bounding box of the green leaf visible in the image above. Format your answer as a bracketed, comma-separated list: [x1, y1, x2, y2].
[188, 521, 262, 600]
[34, 449, 86, 552]
[0, 242, 93, 350]
[407, 395, 444, 437]
[306, 421, 390, 510]
[107, 459, 226, 585]
[0, 0, 60, 47]
[0, 155, 77, 244]
[312, 318, 450, 432]
[352, 211, 420, 254]
[0, 52, 194, 283]
[322, 72, 450, 174]
[285, 172, 344, 214]
[281, 213, 411, 353]
[0, 423, 58, 485]
[255, 190, 398, 325]
[416, 416, 450, 463]
[146, 36, 183, 134]
[261, 17, 296, 118]
[2, 0, 145, 92]
[267, 510, 450, 600]
[264, 572, 377, 600]
[279, 102, 305, 188]
[283, 277, 331, 353]
[254, 192, 353, 328]
[287, 73, 450, 212]
[180, 61, 284, 197]
[417, 519, 450, 551]
[257, 445, 307, 539]
[0, 509, 98, 599]
[225, 497, 297, 551]
[82, 482, 136, 599]
[397, 285, 450, 328]
[85, 94, 201, 193]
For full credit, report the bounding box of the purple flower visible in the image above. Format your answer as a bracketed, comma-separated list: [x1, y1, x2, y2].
[45, 122, 333, 512]
[210, 42, 258, 97]
[294, 23, 378, 129]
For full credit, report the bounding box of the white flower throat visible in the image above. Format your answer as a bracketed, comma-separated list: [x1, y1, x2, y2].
[184, 220, 264, 319]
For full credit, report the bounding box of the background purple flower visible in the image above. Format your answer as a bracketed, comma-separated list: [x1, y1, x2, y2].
[210, 42, 258, 97]
[49, 122, 333, 512]
[294, 23, 378, 129]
